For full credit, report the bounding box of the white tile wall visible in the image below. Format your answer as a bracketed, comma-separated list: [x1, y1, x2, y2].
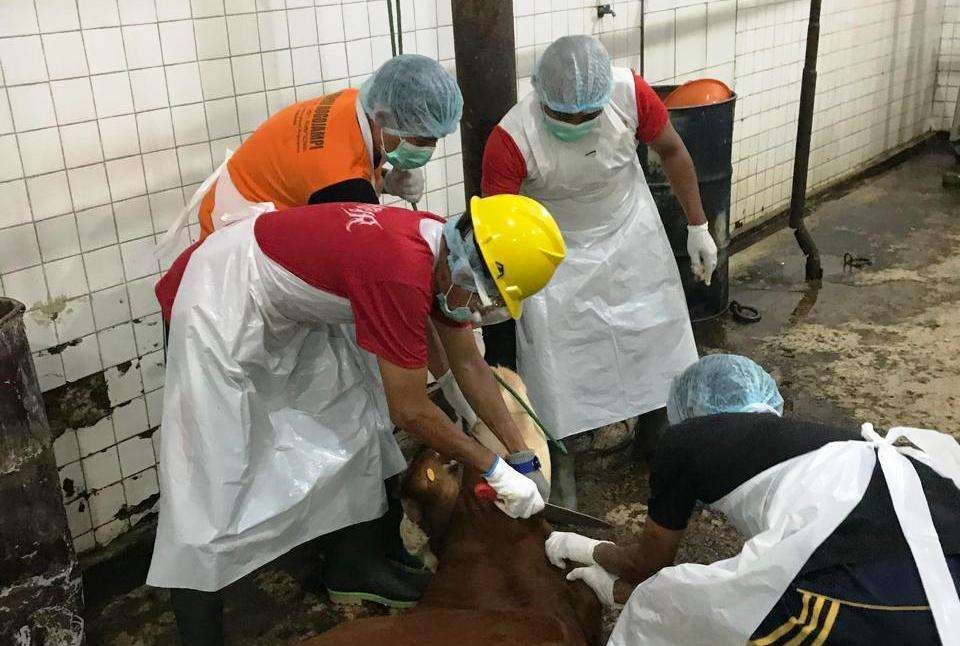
[0, 0, 951, 554]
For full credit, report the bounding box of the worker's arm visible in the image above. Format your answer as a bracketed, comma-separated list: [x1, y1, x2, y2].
[594, 519, 684, 603]
[378, 357, 495, 473]
[433, 321, 529, 454]
[648, 121, 707, 226]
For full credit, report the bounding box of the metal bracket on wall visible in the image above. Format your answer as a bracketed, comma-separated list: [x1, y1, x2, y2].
[597, 4, 616, 18]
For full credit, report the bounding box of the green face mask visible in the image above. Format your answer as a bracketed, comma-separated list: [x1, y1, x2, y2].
[384, 137, 435, 169]
[543, 112, 600, 142]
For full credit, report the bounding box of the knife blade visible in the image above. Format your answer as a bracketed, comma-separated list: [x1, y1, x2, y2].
[473, 482, 612, 528]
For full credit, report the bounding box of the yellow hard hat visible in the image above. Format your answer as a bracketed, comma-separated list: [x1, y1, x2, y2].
[470, 194, 566, 319]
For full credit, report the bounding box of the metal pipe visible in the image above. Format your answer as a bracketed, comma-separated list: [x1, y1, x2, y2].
[452, 0, 517, 200]
[395, 0, 404, 55]
[387, 0, 397, 57]
[789, 0, 823, 280]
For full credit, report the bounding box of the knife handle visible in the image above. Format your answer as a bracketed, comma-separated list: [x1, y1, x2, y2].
[474, 482, 498, 501]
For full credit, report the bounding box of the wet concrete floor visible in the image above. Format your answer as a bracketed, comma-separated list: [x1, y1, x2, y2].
[88, 144, 960, 644]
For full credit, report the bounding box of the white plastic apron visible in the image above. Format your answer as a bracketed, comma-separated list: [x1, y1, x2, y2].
[510, 70, 697, 439]
[146, 216, 406, 591]
[608, 424, 960, 645]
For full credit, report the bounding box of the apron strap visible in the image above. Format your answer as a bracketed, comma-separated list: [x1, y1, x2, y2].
[154, 149, 234, 262]
[862, 423, 960, 640]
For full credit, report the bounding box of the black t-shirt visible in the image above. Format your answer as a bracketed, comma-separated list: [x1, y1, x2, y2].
[649, 413, 960, 573]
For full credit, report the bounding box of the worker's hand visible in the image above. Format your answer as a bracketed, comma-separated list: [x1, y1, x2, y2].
[686, 223, 718, 285]
[382, 167, 425, 204]
[544, 531, 610, 569]
[566, 565, 619, 607]
[483, 455, 545, 519]
[506, 450, 551, 501]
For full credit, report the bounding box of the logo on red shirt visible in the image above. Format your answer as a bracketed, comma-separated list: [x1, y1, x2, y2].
[344, 203, 385, 231]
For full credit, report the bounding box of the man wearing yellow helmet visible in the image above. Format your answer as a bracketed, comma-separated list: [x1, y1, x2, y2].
[149, 196, 564, 642]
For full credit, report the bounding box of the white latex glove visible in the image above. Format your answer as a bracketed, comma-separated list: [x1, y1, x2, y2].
[382, 167, 425, 204]
[544, 531, 611, 569]
[484, 456, 545, 519]
[687, 223, 718, 285]
[567, 565, 619, 608]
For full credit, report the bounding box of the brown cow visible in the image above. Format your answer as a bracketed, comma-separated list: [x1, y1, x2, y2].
[304, 368, 602, 646]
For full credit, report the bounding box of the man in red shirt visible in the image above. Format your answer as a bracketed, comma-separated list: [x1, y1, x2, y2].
[148, 196, 565, 644]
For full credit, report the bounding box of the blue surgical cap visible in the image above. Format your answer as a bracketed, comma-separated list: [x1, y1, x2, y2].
[532, 35, 613, 114]
[359, 54, 463, 139]
[666, 354, 784, 424]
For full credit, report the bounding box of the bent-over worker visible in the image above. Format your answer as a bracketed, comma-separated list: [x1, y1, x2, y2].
[480, 35, 715, 507]
[545, 354, 960, 645]
[156, 54, 481, 435]
[149, 196, 564, 644]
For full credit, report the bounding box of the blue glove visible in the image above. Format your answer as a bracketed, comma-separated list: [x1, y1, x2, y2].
[507, 450, 551, 502]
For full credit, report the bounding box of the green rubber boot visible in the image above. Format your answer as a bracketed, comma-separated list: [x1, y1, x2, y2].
[379, 494, 428, 574]
[321, 518, 430, 609]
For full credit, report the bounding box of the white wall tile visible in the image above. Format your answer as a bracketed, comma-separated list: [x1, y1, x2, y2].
[142, 149, 181, 193]
[144, 387, 163, 426]
[24, 312, 58, 353]
[192, 0, 225, 19]
[346, 39, 373, 76]
[199, 58, 235, 99]
[236, 92, 267, 132]
[43, 32, 89, 80]
[204, 98, 239, 139]
[99, 321, 137, 366]
[156, 0, 192, 22]
[114, 396, 149, 441]
[91, 72, 134, 118]
[113, 195, 153, 240]
[60, 123, 103, 169]
[68, 164, 112, 210]
[76, 204, 118, 251]
[136, 108, 175, 152]
[0, 180, 31, 227]
[2, 265, 47, 307]
[120, 236, 160, 280]
[126, 274, 159, 318]
[37, 0, 82, 33]
[0, 1, 40, 38]
[64, 498, 92, 538]
[224, 0, 256, 13]
[122, 24, 163, 69]
[117, 0, 156, 25]
[94, 518, 129, 546]
[258, 11, 289, 51]
[118, 436, 154, 476]
[89, 481, 124, 526]
[61, 333, 102, 380]
[123, 466, 158, 506]
[291, 46, 322, 86]
[0, 94, 13, 134]
[99, 114, 140, 159]
[227, 14, 260, 55]
[266, 87, 295, 115]
[0, 224, 41, 273]
[674, 5, 706, 75]
[78, 0, 121, 29]
[8, 84, 57, 131]
[54, 428, 81, 467]
[319, 42, 348, 80]
[138, 345, 164, 383]
[262, 49, 293, 89]
[56, 295, 96, 341]
[707, 0, 736, 67]
[36, 213, 81, 261]
[171, 103, 209, 145]
[231, 54, 264, 94]
[84, 28, 126, 75]
[316, 6, 345, 44]
[59, 459, 85, 503]
[27, 171, 73, 219]
[18, 128, 65, 176]
[166, 62, 203, 105]
[0, 136, 23, 182]
[288, 8, 318, 48]
[80, 435, 118, 480]
[195, 17, 230, 60]
[644, 10, 676, 82]
[44, 255, 88, 299]
[0, 36, 48, 85]
[159, 20, 197, 65]
[91, 284, 130, 330]
[50, 79, 98, 125]
[368, 1, 390, 36]
[177, 142, 212, 183]
[129, 67, 169, 112]
[343, 3, 370, 41]
[106, 156, 147, 200]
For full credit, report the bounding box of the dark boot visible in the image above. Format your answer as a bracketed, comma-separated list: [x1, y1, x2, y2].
[633, 407, 669, 464]
[321, 519, 430, 609]
[169, 587, 224, 646]
[378, 494, 428, 573]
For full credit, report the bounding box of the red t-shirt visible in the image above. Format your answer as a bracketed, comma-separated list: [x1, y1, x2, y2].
[481, 71, 668, 196]
[156, 203, 461, 369]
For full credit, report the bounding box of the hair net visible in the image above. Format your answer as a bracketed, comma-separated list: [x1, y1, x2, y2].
[532, 35, 613, 114]
[666, 354, 784, 424]
[359, 54, 463, 139]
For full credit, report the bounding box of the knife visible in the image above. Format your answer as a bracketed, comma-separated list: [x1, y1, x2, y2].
[474, 482, 612, 529]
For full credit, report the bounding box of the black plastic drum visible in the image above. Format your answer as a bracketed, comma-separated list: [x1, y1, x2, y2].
[639, 88, 736, 322]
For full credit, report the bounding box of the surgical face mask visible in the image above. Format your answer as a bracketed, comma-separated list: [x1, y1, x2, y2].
[543, 111, 600, 142]
[383, 134, 435, 169]
[437, 284, 477, 324]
